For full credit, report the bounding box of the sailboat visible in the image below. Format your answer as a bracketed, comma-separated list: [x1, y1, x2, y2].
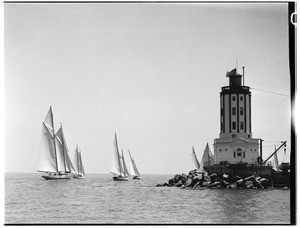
[110, 133, 129, 181]
[201, 143, 214, 167]
[278, 145, 290, 172]
[73, 145, 86, 179]
[128, 150, 141, 179]
[37, 107, 76, 180]
[272, 147, 280, 171]
[191, 146, 201, 170]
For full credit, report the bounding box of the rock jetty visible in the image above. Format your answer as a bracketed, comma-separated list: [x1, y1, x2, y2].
[156, 169, 272, 189]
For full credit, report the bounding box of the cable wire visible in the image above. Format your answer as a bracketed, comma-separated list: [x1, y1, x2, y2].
[251, 87, 289, 97]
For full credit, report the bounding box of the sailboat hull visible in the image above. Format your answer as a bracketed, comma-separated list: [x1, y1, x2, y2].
[41, 174, 72, 180]
[133, 176, 141, 180]
[113, 176, 129, 181]
[73, 174, 85, 179]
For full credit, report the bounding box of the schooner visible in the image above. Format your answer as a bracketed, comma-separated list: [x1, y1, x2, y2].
[37, 106, 76, 180]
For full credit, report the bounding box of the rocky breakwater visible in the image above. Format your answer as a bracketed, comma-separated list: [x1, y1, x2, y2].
[156, 169, 272, 189]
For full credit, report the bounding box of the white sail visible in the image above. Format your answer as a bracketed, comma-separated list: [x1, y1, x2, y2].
[74, 145, 80, 173]
[132, 160, 140, 176]
[191, 146, 201, 170]
[65, 149, 76, 173]
[121, 149, 130, 177]
[74, 146, 85, 176]
[37, 124, 57, 172]
[128, 150, 141, 177]
[273, 147, 280, 171]
[201, 143, 214, 167]
[110, 133, 122, 176]
[55, 135, 67, 172]
[79, 149, 85, 176]
[55, 125, 76, 173]
[43, 106, 55, 137]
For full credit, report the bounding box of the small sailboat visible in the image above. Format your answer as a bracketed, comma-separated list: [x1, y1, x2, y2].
[110, 133, 129, 181]
[37, 107, 76, 180]
[73, 145, 86, 179]
[128, 150, 141, 179]
[201, 143, 214, 167]
[278, 145, 290, 172]
[191, 146, 201, 170]
[272, 147, 280, 171]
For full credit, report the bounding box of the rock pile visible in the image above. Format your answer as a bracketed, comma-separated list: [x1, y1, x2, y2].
[156, 169, 271, 189]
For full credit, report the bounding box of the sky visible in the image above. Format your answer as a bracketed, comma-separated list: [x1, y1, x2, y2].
[4, 2, 293, 174]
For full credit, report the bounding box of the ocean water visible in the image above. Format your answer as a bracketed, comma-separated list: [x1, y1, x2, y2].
[5, 173, 291, 224]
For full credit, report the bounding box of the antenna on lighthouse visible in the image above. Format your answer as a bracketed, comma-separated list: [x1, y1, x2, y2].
[242, 66, 245, 86]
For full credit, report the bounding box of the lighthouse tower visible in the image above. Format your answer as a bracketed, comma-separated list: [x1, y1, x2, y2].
[214, 68, 260, 164]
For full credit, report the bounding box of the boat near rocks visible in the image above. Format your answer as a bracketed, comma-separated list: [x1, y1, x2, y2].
[191, 146, 201, 170]
[128, 150, 141, 179]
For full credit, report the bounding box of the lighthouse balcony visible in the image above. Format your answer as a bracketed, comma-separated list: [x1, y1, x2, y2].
[221, 85, 250, 94]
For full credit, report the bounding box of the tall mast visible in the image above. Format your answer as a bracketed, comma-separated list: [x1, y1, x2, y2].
[50, 106, 59, 173]
[60, 124, 67, 173]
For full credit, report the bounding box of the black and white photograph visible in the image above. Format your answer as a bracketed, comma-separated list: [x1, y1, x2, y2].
[4, 1, 296, 225]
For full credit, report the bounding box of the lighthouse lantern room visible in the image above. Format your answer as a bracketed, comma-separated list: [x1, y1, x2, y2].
[214, 68, 260, 165]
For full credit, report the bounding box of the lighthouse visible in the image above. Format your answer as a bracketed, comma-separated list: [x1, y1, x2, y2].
[214, 68, 260, 164]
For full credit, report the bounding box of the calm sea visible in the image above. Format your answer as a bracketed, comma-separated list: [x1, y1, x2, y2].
[5, 173, 291, 224]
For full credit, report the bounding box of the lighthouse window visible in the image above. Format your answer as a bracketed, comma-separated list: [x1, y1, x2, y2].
[240, 96, 243, 101]
[232, 122, 236, 130]
[240, 107, 244, 115]
[234, 152, 236, 158]
[232, 96, 236, 101]
[232, 107, 236, 115]
[240, 122, 244, 130]
[243, 152, 245, 158]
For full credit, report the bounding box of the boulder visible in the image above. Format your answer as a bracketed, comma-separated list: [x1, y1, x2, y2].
[168, 178, 174, 186]
[210, 173, 219, 183]
[191, 177, 201, 187]
[175, 180, 183, 187]
[245, 180, 254, 189]
[184, 178, 192, 187]
[203, 173, 211, 182]
[156, 182, 170, 187]
[227, 182, 237, 189]
[220, 180, 230, 188]
[207, 181, 221, 188]
[181, 175, 188, 184]
[173, 174, 182, 183]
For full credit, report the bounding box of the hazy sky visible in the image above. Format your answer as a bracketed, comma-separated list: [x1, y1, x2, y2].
[4, 2, 292, 174]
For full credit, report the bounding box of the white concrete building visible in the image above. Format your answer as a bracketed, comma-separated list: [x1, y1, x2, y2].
[214, 68, 260, 165]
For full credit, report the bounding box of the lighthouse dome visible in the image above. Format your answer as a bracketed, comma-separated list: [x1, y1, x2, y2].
[226, 68, 242, 86]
